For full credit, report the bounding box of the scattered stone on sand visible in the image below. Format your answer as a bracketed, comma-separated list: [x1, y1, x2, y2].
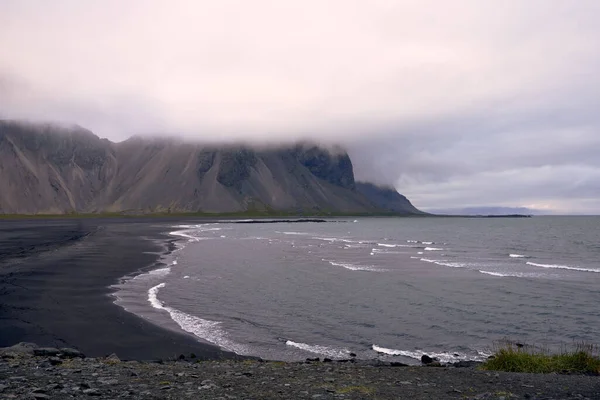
[0, 344, 598, 399]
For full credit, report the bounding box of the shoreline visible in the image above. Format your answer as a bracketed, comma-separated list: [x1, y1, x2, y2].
[0, 218, 243, 361]
[1, 345, 598, 400]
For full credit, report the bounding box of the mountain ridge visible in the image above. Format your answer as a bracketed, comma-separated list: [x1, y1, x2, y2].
[0, 120, 423, 215]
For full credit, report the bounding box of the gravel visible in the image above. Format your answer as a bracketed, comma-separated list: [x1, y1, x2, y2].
[1, 343, 599, 399]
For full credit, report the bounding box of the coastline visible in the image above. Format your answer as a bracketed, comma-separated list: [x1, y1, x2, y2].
[0, 218, 242, 361]
[1, 346, 598, 399]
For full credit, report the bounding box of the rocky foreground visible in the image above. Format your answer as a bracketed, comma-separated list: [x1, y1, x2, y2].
[1, 343, 598, 400]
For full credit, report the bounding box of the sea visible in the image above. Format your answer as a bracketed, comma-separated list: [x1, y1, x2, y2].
[112, 216, 600, 365]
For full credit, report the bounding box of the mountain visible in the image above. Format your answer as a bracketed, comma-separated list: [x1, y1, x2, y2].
[355, 182, 424, 215]
[0, 121, 423, 215]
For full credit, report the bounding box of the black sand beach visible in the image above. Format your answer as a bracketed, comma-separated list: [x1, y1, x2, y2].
[0, 218, 239, 361]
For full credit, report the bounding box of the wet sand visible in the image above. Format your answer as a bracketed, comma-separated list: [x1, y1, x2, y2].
[0, 218, 240, 361]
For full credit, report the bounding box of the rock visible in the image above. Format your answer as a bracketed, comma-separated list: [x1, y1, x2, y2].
[59, 348, 84, 359]
[0, 342, 38, 357]
[190, 353, 197, 359]
[105, 353, 120, 362]
[349, 353, 357, 358]
[421, 355, 434, 364]
[306, 358, 320, 362]
[390, 362, 409, 367]
[452, 360, 481, 368]
[82, 388, 101, 396]
[32, 394, 50, 399]
[48, 357, 62, 366]
[323, 358, 333, 363]
[178, 354, 185, 360]
[33, 348, 60, 357]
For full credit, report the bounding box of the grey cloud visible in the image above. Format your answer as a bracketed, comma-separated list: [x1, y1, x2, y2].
[1, 0, 599, 213]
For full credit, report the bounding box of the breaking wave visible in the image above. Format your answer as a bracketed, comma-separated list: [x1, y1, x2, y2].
[372, 345, 490, 363]
[147, 283, 249, 354]
[420, 258, 466, 268]
[325, 259, 384, 272]
[286, 340, 350, 359]
[526, 262, 600, 273]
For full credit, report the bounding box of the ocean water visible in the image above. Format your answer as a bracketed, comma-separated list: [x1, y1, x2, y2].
[113, 217, 600, 364]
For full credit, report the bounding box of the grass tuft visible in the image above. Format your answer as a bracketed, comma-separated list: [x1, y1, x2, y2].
[481, 340, 600, 374]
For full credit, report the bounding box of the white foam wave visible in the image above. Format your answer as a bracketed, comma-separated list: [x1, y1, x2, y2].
[509, 254, 527, 258]
[422, 241, 434, 245]
[148, 267, 171, 276]
[424, 247, 443, 251]
[372, 345, 488, 363]
[286, 340, 350, 359]
[526, 262, 600, 273]
[478, 270, 543, 278]
[325, 259, 383, 272]
[378, 243, 397, 248]
[146, 283, 248, 354]
[183, 275, 190, 279]
[420, 258, 466, 268]
[278, 231, 309, 235]
[148, 283, 166, 309]
[407, 240, 418, 243]
[478, 270, 506, 277]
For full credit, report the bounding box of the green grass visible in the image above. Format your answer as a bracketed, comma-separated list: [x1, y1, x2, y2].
[481, 340, 600, 374]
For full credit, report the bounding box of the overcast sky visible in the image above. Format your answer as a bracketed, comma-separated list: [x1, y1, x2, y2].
[1, 1, 599, 214]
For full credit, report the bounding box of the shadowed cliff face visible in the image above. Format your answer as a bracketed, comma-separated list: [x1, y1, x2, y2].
[0, 121, 423, 214]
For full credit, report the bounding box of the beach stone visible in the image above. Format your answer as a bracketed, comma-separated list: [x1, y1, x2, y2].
[421, 355, 434, 364]
[33, 348, 60, 357]
[0, 342, 38, 357]
[59, 348, 84, 359]
[390, 362, 409, 367]
[453, 360, 480, 368]
[48, 357, 62, 366]
[427, 361, 442, 367]
[82, 388, 101, 396]
[105, 353, 120, 362]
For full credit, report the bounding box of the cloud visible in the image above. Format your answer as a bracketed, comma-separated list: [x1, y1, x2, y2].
[1, 0, 599, 213]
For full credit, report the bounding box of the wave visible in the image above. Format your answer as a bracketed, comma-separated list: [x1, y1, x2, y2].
[420, 258, 466, 268]
[422, 241, 434, 245]
[478, 270, 507, 277]
[286, 340, 350, 359]
[372, 345, 489, 363]
[509, 254, 528, 258]
[148, 283, 166, 309]
[278, 231, 309, 235]
[424, 247, 443, 251]
[147, 267, 171, 277]
[325, 259, 384, 272]
[526, 262, 600, 273]
[478, 270, 544, 278]
[146, 283, 249, 354]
